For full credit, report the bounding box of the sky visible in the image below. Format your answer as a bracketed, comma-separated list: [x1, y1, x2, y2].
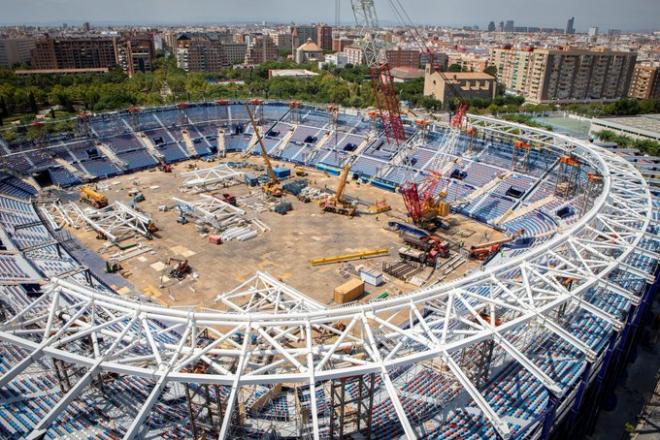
[0, 0, 658, 32]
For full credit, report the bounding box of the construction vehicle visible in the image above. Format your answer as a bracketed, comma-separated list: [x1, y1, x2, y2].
[167, 257, 191, 280]
[469, 229, 525, 260]
[398, 246, 431, 265]
[400, 172, 449, 231]
[245, 104, 283, 197]
[399, 233, 450, 266]
[294, 166, 308, 177]
[402, 233, 450, 258]
[158, 162, 172, 173]
[367, 199, 391, 214]
[320, 163, 357, 216]
[80, 186, 108, 208]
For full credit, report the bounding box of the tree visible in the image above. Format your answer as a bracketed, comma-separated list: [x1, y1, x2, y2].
[484, 65, 498, 79]
[28, 90, 38, 114]
[448, 64, 463, 73]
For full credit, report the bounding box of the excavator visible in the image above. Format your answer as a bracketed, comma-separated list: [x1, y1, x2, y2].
[320, 164, 357, 216]
[469, 229, 525, 260]
[80, 186, 108, 209]
[245, 104, 283, 198]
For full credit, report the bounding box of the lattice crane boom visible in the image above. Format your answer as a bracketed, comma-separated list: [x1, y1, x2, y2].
[351, 0, 406, 144]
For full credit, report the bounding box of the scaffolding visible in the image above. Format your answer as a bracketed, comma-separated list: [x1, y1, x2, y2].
[512, 139, 532, 172]
[555, 154, 581, 198]
[289, 100, 302, 124]
[329, 374, 376, 440]
[184, 361, 230, 439]
[127, 106, 140, 131]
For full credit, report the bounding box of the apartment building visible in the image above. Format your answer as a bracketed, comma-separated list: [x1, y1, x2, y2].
[344, 47, 364, 65]
[115, 33, 155, 77]
[628, 64, 660, 99]
[31, 35, 118, 70]
[316, 25, 333, 52]
[385, 47, 421, 68]
[0, 38, 36, 67]
[332, 37, 353, 53]
[448, 53, 488, 72]
[175, 34, 247, 72]
[489, 47, 637, 103]
[244, 35, 277, 65]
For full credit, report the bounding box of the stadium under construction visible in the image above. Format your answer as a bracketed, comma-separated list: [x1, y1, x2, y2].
[0, 100, 658, 440]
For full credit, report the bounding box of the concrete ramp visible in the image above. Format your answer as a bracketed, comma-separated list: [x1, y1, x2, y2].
[458, 171, 511, 206]
[217, 128, 226, 157]
[55, 157, 92, 181]
[241, 128, 261, 158]
[137, 132, 165, 161]
[271, 126, 297, 155]
[96, 142, 128, 170]
[181, 130, 198, 157]
[494, 195, 556, 225]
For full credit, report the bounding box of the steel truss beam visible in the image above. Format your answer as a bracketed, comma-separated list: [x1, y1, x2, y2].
[0, 116, 656, 439]
[181, 163, 244, 188]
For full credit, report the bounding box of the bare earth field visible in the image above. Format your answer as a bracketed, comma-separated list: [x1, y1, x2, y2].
[63, 154, 503, 311]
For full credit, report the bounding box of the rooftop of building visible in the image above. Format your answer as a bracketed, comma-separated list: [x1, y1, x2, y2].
[593, 114, 660, 138]
[297, 38, 322, 52]
[390, 66, 425, 80]
[431, 71, 495, 81]
[268, 68, 319, 78]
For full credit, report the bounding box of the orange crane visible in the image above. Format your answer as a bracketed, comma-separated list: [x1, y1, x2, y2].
[320, 164, 357, 216]
[245, 104, 283, 198]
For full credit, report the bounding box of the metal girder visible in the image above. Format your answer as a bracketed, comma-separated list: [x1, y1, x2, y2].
[174, 194, 245, 229]
[181, 163, 244, 188]
[75, 201, 154, 242]
[0, 114, 656, 440]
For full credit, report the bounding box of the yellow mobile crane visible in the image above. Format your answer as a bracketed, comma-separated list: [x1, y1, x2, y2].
[320, 163, 357, 216]
[245, 104, 283, 198]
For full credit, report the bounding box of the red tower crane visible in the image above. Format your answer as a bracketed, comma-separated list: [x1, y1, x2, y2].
[351, 0, 406, 144]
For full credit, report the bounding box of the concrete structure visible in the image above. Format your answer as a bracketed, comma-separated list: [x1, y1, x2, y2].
[424, 67, 496, 107]
[115, 32, 155, 77]
[244, 35, 277, 65]
[0, 38, 35, 67]
[344, 46, 364, 65]
[175, 33, 247, 72]
[316, 24, 333, 52]
[421, 51, 449, 71]
[295, 38, 323, 65]
[268, 69, 318, 79]
[448, 53, 488, 72]
[385, 47, 421, 69]
[319, 53, 348, 69]
[590, 114, 660, 142]
[629, 64, 660, 99]
[31, 35, 118, 70]
[332, 37, 353, 53]
[490, 47, 637, 103]
[390, 66, 425, 83]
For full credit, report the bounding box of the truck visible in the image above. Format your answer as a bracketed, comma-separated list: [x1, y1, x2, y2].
[402, 233, 450, 259]
[80, 187, 108, 209]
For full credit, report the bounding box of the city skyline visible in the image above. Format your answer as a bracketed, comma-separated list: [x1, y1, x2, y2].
[0, 0, 658, 32]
